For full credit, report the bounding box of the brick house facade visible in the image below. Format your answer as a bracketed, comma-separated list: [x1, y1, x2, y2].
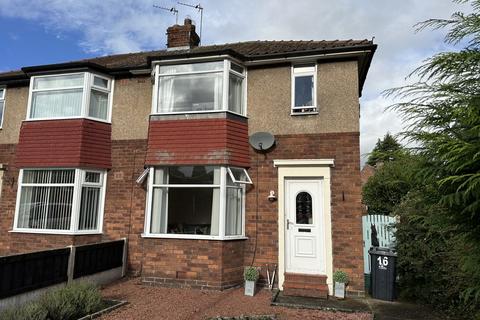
[0, 19, 376, 297]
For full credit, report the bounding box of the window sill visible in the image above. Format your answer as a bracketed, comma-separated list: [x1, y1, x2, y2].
[141, 233, 248, 241]
[23, 116, 111, 124]
[290, 111, 319, 116]
[150, 110, 247, 118]
[9, 229, 103, 236]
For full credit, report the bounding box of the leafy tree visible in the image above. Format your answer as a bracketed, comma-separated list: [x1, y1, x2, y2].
[362, 153, 420, 215]
[385, 0, 480, 315]
[366, 133, 404, 166]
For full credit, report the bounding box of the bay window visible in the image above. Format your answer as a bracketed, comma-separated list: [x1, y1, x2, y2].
[14, 169, 106, 234]
[145, 166, 250, 239]
[154, 60, 245, 115]
[28, 72, 112, 122]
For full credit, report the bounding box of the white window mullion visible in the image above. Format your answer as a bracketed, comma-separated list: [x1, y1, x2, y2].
[13, 170, 24, 229]
[97, 172, 107, 233]
[144, 167, 155, 235]
[219, 167, 227, 239]
[70, 169, 82, 232]
[82, 72, 91, 118]
[222, 60, 229, 111]
[108, 79, 115, 123]
[152, 65, 160, 114]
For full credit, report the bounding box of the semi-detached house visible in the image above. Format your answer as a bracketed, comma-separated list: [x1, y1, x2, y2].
[0, 19, 376, 298]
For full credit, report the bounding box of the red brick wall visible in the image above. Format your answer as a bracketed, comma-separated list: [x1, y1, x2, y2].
[244, 132, 364, 294]
[146, 117, 249, 167]
[15, 119, 111, 169]
[0, 132, 363, 294]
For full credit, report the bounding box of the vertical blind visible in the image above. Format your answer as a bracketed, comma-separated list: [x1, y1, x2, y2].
[18, 170, 75, 230]
[16, 169, 104, 232]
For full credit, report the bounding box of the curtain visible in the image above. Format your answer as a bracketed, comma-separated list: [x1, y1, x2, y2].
[31, 89, 83, 118]
[89, 90, 108, 120]
[225, 187, 242, 236]
[151, 168, 168, 234]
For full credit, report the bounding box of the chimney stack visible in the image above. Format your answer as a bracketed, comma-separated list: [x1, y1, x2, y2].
[166, 18, 200, 49]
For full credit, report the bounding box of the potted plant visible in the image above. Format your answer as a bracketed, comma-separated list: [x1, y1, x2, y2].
[333, 270, 349, 299]
[244, 266, 260, 296]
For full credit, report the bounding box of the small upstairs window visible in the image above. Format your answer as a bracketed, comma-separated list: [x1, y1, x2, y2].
[154, 60, 245, 115]
[28, 72, 112, 122]
[0, 87, 5, 128]
[291, 65, 317, 115]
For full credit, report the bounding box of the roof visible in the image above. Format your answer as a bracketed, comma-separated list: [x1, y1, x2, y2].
[0, 40, 376, 94]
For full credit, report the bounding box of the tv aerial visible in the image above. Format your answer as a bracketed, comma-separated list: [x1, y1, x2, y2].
[177, 2, 204, 44]
[153, 4, 179, 24]
[249, 132, 276, 152]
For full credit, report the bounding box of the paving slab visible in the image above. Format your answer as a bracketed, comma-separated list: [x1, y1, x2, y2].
[271, 291, 371, 314]
[271, 291, 449, 320]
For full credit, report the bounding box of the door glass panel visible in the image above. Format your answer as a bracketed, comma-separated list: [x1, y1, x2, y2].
[296, 191, 313, 224]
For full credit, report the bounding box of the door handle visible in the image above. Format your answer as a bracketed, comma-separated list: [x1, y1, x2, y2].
[286, 219, 293, 230]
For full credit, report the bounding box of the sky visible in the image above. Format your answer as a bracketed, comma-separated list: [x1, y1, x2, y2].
[0, 0, 467, 164]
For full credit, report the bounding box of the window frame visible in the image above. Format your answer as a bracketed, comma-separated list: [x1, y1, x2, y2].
[227, 167, 253, 185]
[26, 72, 114, 123]
[143, 166, 247, 240]
[291, 64, 318, 116]
[0, 86, 5, 129]
[12, 168, 107, 235]
[152, 59, 246, 117]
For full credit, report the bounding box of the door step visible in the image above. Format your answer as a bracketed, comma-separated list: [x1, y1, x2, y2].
[283, 273, 328, 299]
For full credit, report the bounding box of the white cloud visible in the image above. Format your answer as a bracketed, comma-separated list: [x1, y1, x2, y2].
[0, 0, 468, 164]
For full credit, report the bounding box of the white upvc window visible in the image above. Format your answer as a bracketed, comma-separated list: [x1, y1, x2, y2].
[153, 59, 246, 116]
[144, 165, 251, 240]
[0, 87, 5, 128]
[291, 64, 317, 115]
[13, 168, 107, 234]
[27, 72, 113, 122]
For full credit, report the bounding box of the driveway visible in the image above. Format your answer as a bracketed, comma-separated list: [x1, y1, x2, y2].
[100, 278, 372, 320]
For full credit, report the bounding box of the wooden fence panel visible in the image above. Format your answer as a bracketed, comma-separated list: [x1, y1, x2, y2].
[0, 248, 70, 299]
[73, 240, 124, 279]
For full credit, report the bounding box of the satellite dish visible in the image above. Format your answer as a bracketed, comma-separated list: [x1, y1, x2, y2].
[249, 132, 275, 151]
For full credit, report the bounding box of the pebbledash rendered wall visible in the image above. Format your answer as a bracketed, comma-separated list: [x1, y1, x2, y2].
[0, 61, 364, 294]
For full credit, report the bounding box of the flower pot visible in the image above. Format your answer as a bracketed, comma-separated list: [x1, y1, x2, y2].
[244, 280, 256, 296]
[334, 282, 346, 299]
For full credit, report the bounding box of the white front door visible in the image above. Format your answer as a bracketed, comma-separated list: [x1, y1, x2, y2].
[285, 178, 325, 274]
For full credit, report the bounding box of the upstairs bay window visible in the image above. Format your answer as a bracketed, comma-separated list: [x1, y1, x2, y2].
[154, 60, 245, 115]
[145, 166, 251, 239]
[14, 169, 106, 234]
[28, 73, 112, 122]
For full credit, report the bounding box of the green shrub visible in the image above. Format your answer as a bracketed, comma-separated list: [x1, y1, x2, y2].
[0, 281, 104, 320]
[332, 270, 349, 284]
[40, 281, 103, 320]
[0, 301, 47, 320]
[244, 266, 260, 282]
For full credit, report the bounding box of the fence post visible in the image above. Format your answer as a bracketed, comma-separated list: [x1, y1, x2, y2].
[121, 238, 128, 277]
[67, 245, 76, 283]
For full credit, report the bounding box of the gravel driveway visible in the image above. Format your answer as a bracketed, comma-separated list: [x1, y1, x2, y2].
[100, 278, 372, 320]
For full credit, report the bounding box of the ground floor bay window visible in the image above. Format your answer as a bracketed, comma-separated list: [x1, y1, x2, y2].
[144, 166, 251, 239]
[13, 169, 106, 234]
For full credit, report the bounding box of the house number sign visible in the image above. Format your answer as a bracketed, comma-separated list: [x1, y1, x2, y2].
[377, 256, 389, 270]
